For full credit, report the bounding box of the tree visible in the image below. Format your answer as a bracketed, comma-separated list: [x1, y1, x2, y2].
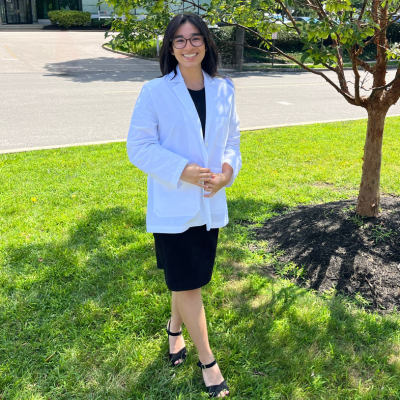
[104, 0, 400, 217]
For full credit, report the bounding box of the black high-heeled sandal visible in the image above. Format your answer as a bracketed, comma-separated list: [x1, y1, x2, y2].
[166, 319, 187, 367]
[197, 359, 230, 398]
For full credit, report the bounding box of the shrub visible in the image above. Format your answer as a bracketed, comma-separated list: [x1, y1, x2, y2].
[210, 26, 305, 66]
[136, 45, 159, 58]
[48, 10, 91, 28]
[387, 22, 400, 44]
[91, 18, 112, 28]
[210, 27, 236, 66]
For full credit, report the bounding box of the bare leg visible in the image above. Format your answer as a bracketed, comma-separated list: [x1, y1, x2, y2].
[168, 292, 185, 365]
[174, 288, 229, 398]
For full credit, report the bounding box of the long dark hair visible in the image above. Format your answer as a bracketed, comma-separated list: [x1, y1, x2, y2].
[159, 13, 219, 78]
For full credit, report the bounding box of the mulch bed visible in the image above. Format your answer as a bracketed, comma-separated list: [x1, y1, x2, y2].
[253, 196, 400, 313]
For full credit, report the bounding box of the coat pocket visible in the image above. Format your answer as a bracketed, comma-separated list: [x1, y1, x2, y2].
[153, 180, 200, 218]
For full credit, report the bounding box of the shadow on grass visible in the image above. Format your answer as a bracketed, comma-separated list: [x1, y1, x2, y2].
[207, 271, 400, 398]
[1, 206, 173, 397]
[227, 197, 290, 224]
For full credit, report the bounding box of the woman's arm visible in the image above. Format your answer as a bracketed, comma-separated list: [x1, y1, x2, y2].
[204, 86, 241, 198]
[222, 89, 242, 188]
[127, 83, 189, 189]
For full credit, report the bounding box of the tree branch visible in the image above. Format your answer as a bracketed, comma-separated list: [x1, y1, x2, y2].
[351, 49, 363, 105]
[221, 20, 356, 105]
[372, 68, 400, 92]
[358, 0, 368, 22]
[355, 58, 375, 74]
[292, 0, 319, 11]
[334, 47, 351, 95]
[385, 65, 400, 106]
[276, 0, 301, 36]
[364, 3, 400, 48]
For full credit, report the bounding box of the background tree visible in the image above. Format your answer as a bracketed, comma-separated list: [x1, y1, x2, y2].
[105, 0, 400, 217]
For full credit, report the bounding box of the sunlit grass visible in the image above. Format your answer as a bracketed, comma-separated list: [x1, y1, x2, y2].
[1, 117, 400, 398]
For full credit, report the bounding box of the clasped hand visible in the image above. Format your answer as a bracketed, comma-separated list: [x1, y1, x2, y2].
[180, 163, 232, 198]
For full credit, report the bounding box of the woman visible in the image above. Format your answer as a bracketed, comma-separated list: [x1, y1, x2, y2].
[127, 13, 241, 398]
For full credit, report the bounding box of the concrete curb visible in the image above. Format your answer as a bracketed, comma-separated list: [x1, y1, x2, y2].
[242, 65, 399, 73]
[2, 115, 400, 155]
[0, 139, 126, 155]
[240, 115, 400, 131]
[102, 44, 159, 61]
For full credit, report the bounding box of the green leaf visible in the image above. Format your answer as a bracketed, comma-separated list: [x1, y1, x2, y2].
[301, 52, 309, 63]
[250, 0, 259, 9]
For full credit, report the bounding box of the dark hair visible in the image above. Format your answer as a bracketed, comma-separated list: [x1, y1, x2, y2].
[159, 13, 219, 78]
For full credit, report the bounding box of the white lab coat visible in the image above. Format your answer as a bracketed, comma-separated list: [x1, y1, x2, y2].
[127, 65, 242, 233]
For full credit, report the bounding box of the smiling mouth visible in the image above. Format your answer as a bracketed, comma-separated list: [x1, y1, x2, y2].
[182, 54, 198, 59]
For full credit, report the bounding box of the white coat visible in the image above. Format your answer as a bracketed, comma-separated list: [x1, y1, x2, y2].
[127, 65, 242, 233]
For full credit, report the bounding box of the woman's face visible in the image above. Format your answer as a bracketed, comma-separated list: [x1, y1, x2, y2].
[171, 22, 206, 71]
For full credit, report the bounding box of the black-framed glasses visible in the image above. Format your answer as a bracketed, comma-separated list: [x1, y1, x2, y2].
[171, 35, 204, 49]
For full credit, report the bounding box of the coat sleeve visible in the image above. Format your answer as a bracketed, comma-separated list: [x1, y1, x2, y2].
[127, 83, 189, 189]
[222, 88, 242, 188]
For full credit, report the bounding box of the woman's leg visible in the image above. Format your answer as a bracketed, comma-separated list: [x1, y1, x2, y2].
[168, 292, 185, 365]
[174, 288, 229, 397]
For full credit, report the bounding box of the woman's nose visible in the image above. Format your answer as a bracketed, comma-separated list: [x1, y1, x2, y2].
[184, 39, 194, 50]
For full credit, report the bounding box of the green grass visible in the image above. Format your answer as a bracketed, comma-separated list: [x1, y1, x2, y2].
[1, 117, 400, 399]
[104, 41, 161, 58]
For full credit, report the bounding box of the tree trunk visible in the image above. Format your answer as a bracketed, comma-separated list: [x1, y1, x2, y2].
[235, 27, 244, 72]
[356, 104, 389, 217]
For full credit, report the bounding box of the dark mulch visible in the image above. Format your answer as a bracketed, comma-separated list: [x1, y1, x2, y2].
[253, 196, 400, 313]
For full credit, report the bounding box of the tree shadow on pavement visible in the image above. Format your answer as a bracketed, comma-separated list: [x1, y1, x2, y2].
[44, 56, 160, 83]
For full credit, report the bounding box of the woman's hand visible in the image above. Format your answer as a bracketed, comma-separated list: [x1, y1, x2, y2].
[204, 163, 233, 198]
[180, 163, 211, 188]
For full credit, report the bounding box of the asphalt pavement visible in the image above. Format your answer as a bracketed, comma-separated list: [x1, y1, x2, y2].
[0, 31, 399, 153]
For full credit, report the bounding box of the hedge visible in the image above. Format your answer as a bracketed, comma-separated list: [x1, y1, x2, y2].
[48, 10, 91, 28]
[387, 22, 400, 43]
[212, 24, 400, 66]
[91, 18, 112, 29]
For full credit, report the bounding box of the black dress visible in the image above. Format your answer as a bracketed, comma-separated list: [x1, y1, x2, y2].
[153, 87, 220, 292]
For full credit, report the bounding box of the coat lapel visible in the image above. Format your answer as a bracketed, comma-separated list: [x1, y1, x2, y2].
[203, 71, 217, 143]
[169, 67, 204, 144]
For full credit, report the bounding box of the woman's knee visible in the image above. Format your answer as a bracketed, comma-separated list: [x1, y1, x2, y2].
[173, 288, 201, 298]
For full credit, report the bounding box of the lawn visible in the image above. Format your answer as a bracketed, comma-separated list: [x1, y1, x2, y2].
[1, 117, 400, 399]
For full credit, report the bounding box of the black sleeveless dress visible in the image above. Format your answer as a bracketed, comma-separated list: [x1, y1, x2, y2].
[153, 87, 219, 292]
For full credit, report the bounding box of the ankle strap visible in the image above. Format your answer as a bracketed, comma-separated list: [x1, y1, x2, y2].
[197, 359, 217, 370]
[166, 319, 182, 336]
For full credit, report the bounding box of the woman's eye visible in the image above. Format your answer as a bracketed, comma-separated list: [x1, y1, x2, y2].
[192, 37, 201, 43]
[175, 39, 185, 44]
